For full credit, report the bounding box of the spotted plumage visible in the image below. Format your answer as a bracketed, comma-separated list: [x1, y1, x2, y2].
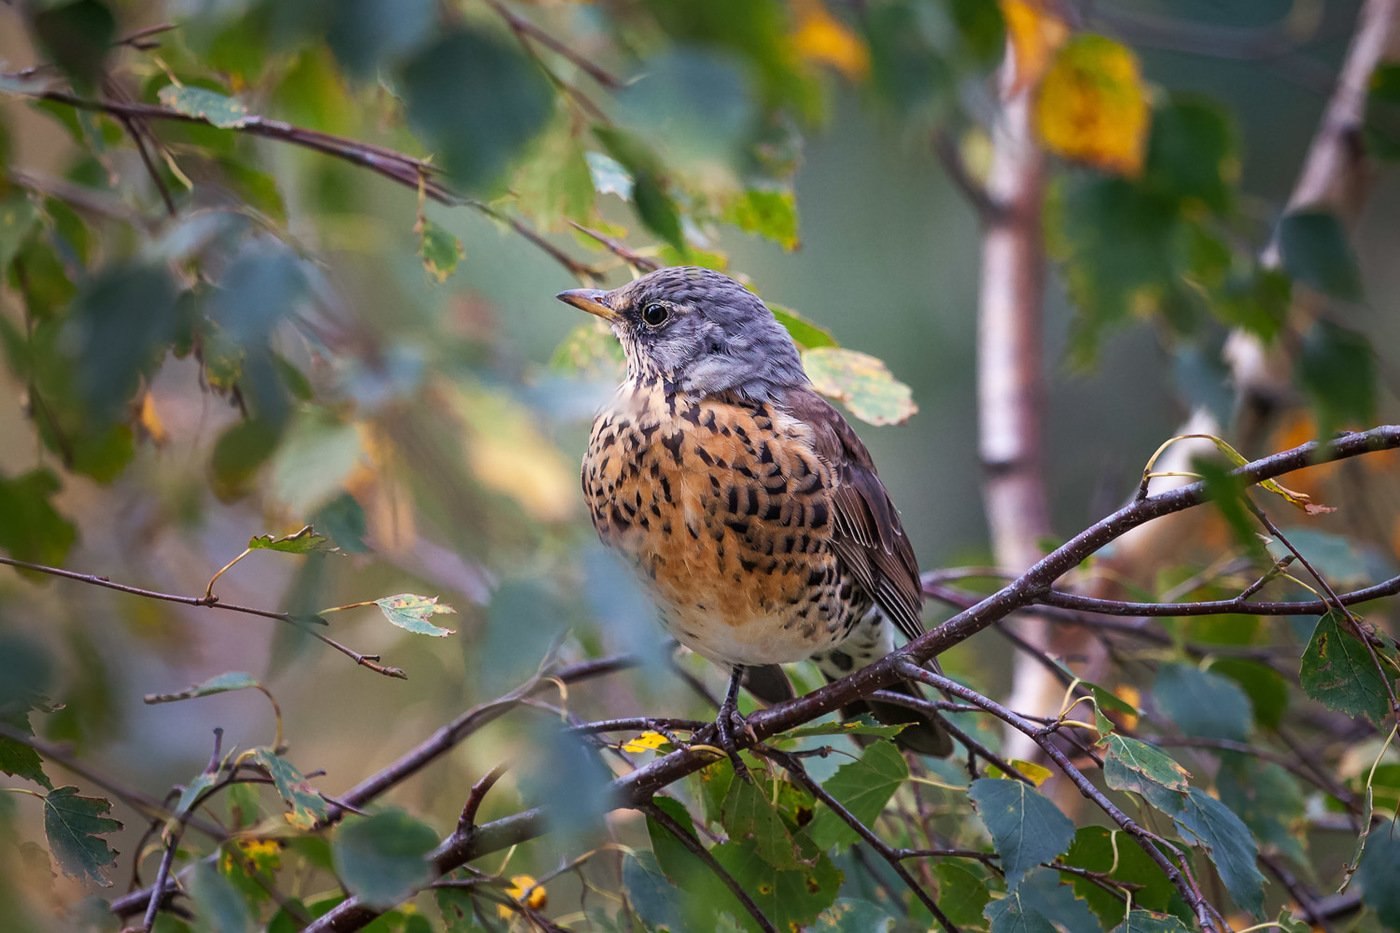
[559, 267, 950, 759]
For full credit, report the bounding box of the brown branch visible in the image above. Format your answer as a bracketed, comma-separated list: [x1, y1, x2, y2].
[0, 554, 407, 679]
[262, 427, 1400, 931]
[1036, 573, 1400, 617]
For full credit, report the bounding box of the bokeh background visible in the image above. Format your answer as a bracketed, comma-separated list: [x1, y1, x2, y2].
[3, 0, 1399, 923]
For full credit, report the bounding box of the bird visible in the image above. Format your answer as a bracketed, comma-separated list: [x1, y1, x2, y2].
[557, 266, 951, 773]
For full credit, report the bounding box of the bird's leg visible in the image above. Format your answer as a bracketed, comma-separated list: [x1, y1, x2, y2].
[715, 665, 752, 781]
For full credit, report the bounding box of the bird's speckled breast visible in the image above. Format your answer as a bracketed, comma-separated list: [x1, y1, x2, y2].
[583, 377, 869, 666]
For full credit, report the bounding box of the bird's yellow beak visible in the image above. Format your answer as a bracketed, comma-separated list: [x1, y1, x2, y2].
[556, 288, 618, 322]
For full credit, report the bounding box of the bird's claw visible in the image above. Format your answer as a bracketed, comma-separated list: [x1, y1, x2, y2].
[714, 706, 753, 782]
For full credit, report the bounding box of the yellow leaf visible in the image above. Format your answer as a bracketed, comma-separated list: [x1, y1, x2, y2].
[792, 0, 869, 81]
[454, 386, 578, 523]
[1035, 33, 1150, 177]
[999, 0, 1068, 92]
[136, 391, 169, 446]
[497, 874, 547, 919]
[802, 347, 917, 426]
[620, 731, 670, 753]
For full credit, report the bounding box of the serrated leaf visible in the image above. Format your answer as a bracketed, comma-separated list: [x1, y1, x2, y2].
[157, 85, 251, 128]
[769, 303, 837, 350]
[1278, 208, 1363, 301]
[1035, 34, 1149, 176]
[252, 748, 327, 830]
[713, 837, 842, 931]
[802, 347, 916, 426]
[622, 852, 687, 932]
[0, 710, 52, 790]
[1300, 610, 1392, 723]
[805, 741, 908, 850]
[375, 594, 457, 637]
[333, 809, 438, 909]
[1102, 734, 1191, 796]
[43, 786, 121, 886]
[145, 671, 262, 704]
[985, 867, 1100, 933]
[936, 860, 994, 927]
[248, 525, 338, 555]
[1167, 787, 1266, 918]
[969, 778, 1075, 891]
[418, 218, 463, 284]
[721, 775, 802, 869]
[1152, 663, 1252, 742]
[1217, 757, 1307, 867]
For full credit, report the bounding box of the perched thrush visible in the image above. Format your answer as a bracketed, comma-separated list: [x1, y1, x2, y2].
[558, 267, 951, 768]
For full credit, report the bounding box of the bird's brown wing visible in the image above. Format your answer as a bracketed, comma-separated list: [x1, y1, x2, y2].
[782, 387, 925, 644]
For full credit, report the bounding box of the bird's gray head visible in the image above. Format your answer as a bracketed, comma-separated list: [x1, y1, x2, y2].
[556, 267, 808, 400]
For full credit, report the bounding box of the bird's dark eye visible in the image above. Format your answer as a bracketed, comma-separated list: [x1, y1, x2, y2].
[641, 302, 670, 327]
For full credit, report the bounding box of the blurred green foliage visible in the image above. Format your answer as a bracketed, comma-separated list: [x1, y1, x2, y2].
[0, 0, 1398, 930]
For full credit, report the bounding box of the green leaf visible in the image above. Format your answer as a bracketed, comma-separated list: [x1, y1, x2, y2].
[1144, 97, 1237, 214]
[188, 860, 251, 933]
[720, 775, 802, 869]
[251, 748, 327, 830]
[617, 48, 757, 172]
[1114, 909, 1193, 932]
[1365, 63, 1400, 160]
[1192, 455, 1265, 561]
[333, 809, 438, 909]
[593, 127, 685, 251]
[1217, 758, 1307, 867]
[311, 494, 370, 555]
[1168, 787, 1266, 918]
[418, 218, 463, 283]
[157, 85, 251, 128]
[0, 191, 39, 272]
[326, 0, 434, 78]
[1278, 208, 1363, 301]
[1064, 826, 1177, 923]
[935, 861, 994, 928]
[783, 719, 905, 740]
[399, 27, 553, 192]
[984, 867, 1099, 933]
[810, 898, 898, 931]
[968, 778, 1075, 892]
[769, 303, 837, 350]
[713, 836, 842, 931]
[43, 786, 122, 886]
[1209, 659, 1289, 730]
[172, 771, 219, 823]
[723, 188, 799, 250]
[248, 526, 338, 555]
[1151, 663, 1252, 742]
[1298, 320, 1376, 433]
[144, 671, 263, 704]
[802, 347, 917, 426]
[1300, 610, 1392, 724]
[1102, 734, 1191, 796]
[0, 469, 77, 568]
[805, 741, 908, 850]
[209, 418, 282, 502]
[269, 409, 363, 514]
[63, 263, 181, 427]
[1356, 818, 1400, 928]
[622, 851, 688, 932]
[28, 0, 115, 91]
[375, 594, 457, 637]
[0, 710, 53, 790]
